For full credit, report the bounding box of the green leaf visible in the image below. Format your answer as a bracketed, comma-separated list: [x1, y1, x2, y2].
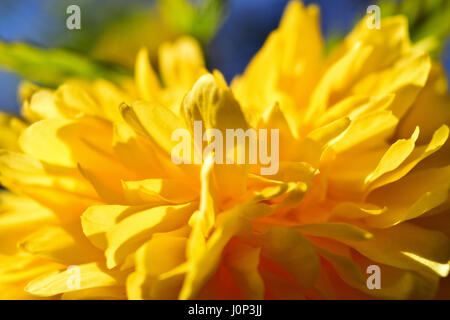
[0, 41, 131, 87]
[159, 0, 226, 43]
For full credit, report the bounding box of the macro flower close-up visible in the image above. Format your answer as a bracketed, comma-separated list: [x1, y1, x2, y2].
[0, 0, 449, 301]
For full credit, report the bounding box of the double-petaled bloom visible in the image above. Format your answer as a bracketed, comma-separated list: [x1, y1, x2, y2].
[0, 1, 449, 299]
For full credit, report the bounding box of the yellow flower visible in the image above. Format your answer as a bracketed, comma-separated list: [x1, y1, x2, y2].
[0, 1, 449, 299]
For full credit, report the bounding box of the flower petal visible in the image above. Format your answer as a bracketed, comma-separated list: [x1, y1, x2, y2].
[345, 223, 450, 277]
[0, 112, 26, 151]
[180, 203, 270, 299]
[135, 47, 161, 102]
[122, 178, 198, 205]
[256, 226, 320, 290]
[225, 243, 264, 300]
[105, 202, 197, 268]
[126, 235, 187, 300]
[25, 263, 125, 297]
[297, 223, 373, 242]
[158, 36, 206, 89]
[366, 166, 450, 228]
[365, 126, 419, 184]
[19, 225, 103, 265]
[367, 125, 449, 193]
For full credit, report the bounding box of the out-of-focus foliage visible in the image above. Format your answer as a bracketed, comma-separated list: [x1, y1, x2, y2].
[0, 42, 130, 87]
[50, 0, 226, 68]
[324, 33, 343, 56]
[92, 0, 226, 68]
[0, 0, 227, 87]
[379, 0, 450, 57]
[159, 0, 226, 44]
[91, 10, 176, 68]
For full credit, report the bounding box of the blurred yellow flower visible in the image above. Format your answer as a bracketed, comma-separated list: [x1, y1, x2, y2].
[0, 1, 449, 299]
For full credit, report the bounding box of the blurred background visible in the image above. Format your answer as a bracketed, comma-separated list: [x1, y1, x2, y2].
[0, 0, 449, 114]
